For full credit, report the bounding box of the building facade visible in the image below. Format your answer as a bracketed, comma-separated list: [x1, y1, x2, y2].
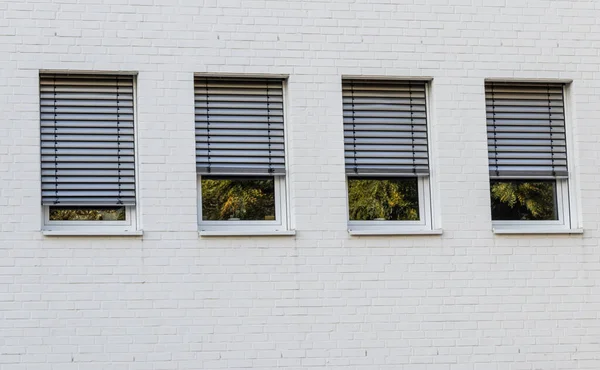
[2, 0, 600, 369]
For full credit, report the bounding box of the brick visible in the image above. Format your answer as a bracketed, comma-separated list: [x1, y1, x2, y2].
[1, 0, 600, 369]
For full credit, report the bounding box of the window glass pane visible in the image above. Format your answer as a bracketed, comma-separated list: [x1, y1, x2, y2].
[201, 177, 276, 221]
[49, 207, 126, 221]
[348, 177, 419, 221]
[490, 180, 558, 221]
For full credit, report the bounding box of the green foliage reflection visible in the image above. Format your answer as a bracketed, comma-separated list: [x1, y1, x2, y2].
[49, 207, 126, 221]
[490, 180, 557, 220]
[201, 177, 275, 221]
[348, 178, 419, 221]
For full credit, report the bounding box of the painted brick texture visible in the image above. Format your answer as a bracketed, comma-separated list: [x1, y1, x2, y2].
[2, 0, 600, 369]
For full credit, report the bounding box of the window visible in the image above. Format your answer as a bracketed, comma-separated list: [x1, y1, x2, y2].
[40, 74, 137, 232]
[486, 82, 573, 231]
[343, 79, 433, 233]
[195, 77, 289, 233]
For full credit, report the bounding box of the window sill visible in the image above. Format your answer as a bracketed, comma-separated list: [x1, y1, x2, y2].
[348, 229, 443, 236]
[42, 229, 143, 237]
[199, 229, 296, 237]
[493, 228, 583, 235]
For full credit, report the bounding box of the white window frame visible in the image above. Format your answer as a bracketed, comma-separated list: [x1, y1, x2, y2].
[40, 73, 140, 235]
[491, 178, 570, 231]
[345, 77, 437, 235]
[43, 205, 137, 231]
[347, 176, 433, 233]
[196, 75, 292, 235]
[489, 82, 578, 234]
[197, 175, 290, 233]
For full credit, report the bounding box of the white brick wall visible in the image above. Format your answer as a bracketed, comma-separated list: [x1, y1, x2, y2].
[2, 0, 600, 368]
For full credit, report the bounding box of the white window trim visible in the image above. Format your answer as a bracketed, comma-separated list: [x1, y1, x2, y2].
[347, 176, 437, 235]
[492, 178, 572, 233]
[196, 76, 293, 236]
[197, 175, 291, 234]
[491, 83, 579, 235]
[42, 229, 144, 237]
[41, 74, 141, 236]
[345, 79, 439, 236]
[43, 206, 137, 229]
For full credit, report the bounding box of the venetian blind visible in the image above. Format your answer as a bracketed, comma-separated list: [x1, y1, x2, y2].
[195, 77, 286, 176]
[486, 82, 568, 179]
[40, 74, 136, 206]
[343, 79, 430, 176]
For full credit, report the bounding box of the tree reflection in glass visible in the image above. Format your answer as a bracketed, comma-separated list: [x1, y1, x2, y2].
[490, 180, 557, 221]
[348, 177, 419, 221]
[49, 207, 126, 221]
[201, 177, 275, 221]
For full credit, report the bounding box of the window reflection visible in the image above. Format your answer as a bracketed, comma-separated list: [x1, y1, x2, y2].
[348, 177, 419, 221]
[201, 177, 276, 221]
[490, 180, 558, 221]
[49, 207, 126, 221]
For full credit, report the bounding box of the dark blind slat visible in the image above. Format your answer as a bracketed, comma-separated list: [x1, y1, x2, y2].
[40, 74, 136, 206]
[486, 82, 568, 179]
[194, 77, 286, 176]
[343, 79, 430, 176]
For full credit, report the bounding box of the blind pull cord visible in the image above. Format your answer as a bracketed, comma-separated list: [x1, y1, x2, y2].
[53, 75, 59, 204]
[267, 80, 273, 174]
[548, 84, 555, 177]
[492, 83, 499, 178]
[351, 81, 358, 174]
[206, 79, 211, 174]
[410, 82, 416, 175]
[116, 76, 123, 205]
